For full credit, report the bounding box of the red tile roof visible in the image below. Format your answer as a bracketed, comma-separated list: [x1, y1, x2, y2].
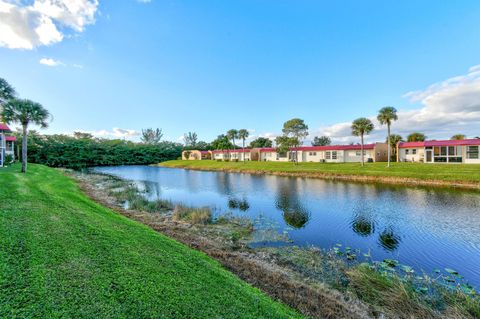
[398, 139, 480, 148]
[5, 136, 16, 142]
[0, 123, 11, 132]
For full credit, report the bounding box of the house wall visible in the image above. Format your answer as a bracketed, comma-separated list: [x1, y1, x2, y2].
[300, 150, 326, 162]
[373, 143, 389, 162]
[464, 145, 480, 164]
[398, 148, 425, 162]
[260, 151, 289, 162]
[344, 149, 374, 162]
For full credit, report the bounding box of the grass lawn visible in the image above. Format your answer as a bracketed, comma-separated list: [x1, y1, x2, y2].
[0, 164, 303, 319]
[160, 160, 480, 184]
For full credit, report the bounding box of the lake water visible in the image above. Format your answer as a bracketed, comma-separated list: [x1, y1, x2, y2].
[93, 165, 480, 287]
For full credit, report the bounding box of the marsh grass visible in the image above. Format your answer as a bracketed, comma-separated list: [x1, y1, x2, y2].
[173, 205, 212, 225]
[270, 246, 480, 318]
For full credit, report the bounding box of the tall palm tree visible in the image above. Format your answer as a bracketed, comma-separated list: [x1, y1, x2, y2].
[351, 118, 374, 167]
[238, 129, 249, 162]
[387, 134, 403, 162]
[226, 129, 238, 161]
[377, 106, 398, 167]
[1, 99, 50, 173]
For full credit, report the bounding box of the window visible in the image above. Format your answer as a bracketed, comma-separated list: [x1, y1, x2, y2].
[355, 150, 366, 156]
[448, 146, 455, 156]
[405, 149, 409, 155]
[326, 151, 331, 160]
[441, 147, 447, 156]
[332, 151, 337, 160]
[467, 146, 479, 159]
[412, 149, 417, 155]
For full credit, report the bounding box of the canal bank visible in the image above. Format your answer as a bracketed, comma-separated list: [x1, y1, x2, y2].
[159, 160, 480, 190]
[78, 166, 480, 318]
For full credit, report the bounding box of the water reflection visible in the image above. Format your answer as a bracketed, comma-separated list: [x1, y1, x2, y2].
[275, 182, 310, 229]
[92, 165, 480, 288]
[379, 227, 402, 251]
[228, 197, 250, 211]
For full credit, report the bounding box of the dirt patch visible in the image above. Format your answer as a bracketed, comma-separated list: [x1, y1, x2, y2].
[71, 171, 373, 319]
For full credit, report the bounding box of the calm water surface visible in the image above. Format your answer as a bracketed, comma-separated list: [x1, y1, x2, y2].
[93, 165, 480, 287]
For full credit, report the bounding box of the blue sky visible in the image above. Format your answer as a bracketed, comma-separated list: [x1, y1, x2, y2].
[1, 0, 480, 144]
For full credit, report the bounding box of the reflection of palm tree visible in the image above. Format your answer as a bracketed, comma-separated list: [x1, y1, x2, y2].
[351, 206, 376, 237]
[379, 227, 401, 251]
[352, 215, 375, 237]
[275, 182, 310, 229]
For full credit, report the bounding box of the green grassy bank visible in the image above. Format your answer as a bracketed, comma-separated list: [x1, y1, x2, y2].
[0, 164, 302, 319]
[160, 160, 480, 185]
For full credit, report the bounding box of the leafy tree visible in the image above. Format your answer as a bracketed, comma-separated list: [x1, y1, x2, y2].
[451, 134, 466, 140]
[312, 135, 331, 146]
[226, 129, 239, 149]
[377, 106, 398, 167]
[0, 77, 16, 106]
[195, 141, 211, 150]
[249, 137, 273, 148]
[275, 136, 298, 157]
[280, 118, 308, 163]
[407, 132, 426, 142]
[1, 99, 50, 173]
[238, 129, 249, 162]
[211, 134, 233, 150]
[141, 128, 163, 144]
[183, 131, 198, 147]
[386, 134, 403, 161]
[351, 117, 374, 167]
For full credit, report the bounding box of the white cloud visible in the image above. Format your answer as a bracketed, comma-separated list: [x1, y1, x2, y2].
[311, 64, 480, 144]
[74, 127, 140, 139]
[0, 0, 98, 50]
[39, 57, 63, 66]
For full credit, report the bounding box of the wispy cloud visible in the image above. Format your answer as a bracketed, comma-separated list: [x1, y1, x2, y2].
[39, 57, 63, 66]
[73, 127, 140, 139]
[308, 64, 480, 144]
[0, 0, 99, 50]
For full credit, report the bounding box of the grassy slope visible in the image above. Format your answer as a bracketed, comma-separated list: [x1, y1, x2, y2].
[0, 164, 302, 319]
[160, 160, 480, 183]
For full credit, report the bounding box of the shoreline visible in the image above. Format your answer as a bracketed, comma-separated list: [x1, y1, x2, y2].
[157, 163, 480, 190]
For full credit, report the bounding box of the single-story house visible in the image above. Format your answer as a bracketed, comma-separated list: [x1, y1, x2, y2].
[0, 123, 16, 167]
[255, 143, 388, 163]
[187, 143, 389, 163]
[212, 149, 252, 161]
[181, 150, 212, 160]
[397, 139, 480, 164]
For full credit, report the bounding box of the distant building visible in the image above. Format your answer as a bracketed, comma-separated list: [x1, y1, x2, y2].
[181, 150, 212, 160]
[398, 139, 480, 164]
[184, 143, 389, 163]
[0, 123, 16, 167]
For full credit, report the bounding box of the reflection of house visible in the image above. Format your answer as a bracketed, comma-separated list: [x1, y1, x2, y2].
[181, 150, 212, 160]
[398, 139, 480, 164]
[0, 123, 16, 167]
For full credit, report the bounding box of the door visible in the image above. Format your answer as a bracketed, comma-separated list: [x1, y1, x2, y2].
[426, 149, 432, 163]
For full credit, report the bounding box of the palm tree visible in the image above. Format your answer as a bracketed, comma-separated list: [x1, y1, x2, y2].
[226, 129, 238, 161]
[238, 129, 249, 162]
[377, 106, 398, 167]
[1, 99, 50, 173]
[407, 132, 426, 142]
[351, 118, 374, 167]
[387, 134, 403, 162]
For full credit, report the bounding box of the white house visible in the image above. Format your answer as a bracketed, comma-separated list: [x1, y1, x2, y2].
[398, 139, 480, 164]
[0, 123, 16, 167]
